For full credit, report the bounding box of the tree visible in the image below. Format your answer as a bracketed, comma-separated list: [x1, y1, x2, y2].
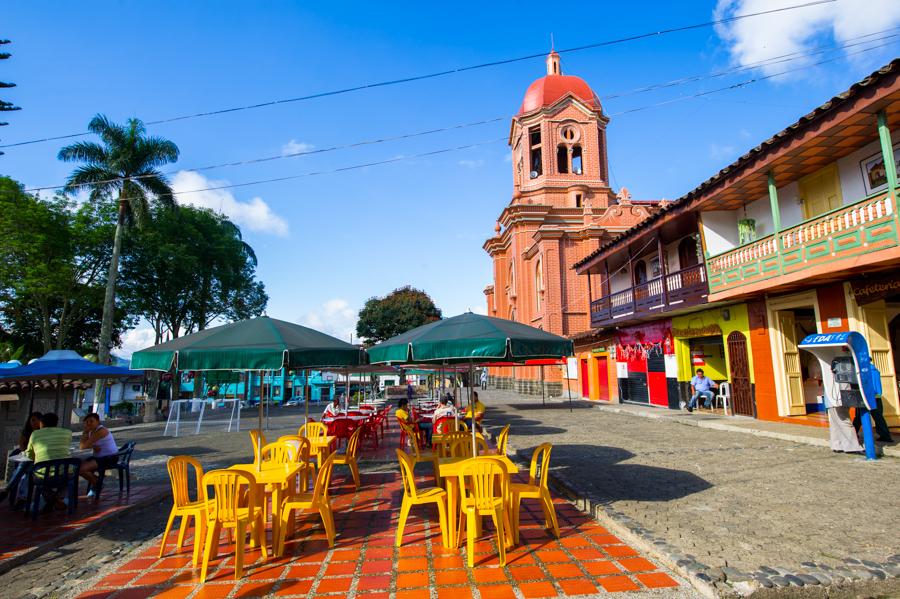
[356, 286, 442, 343]
[58, 115, 179, 366]
[119, 204, 268, 342]
[0, 177, 129, 358]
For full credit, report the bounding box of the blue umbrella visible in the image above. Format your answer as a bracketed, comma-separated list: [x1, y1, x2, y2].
[0, 350, 141, 381]
[0, 350, 142, 416]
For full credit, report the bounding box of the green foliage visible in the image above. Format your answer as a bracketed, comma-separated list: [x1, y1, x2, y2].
[119, 204, 268, 340]
[356, 286, 442, 344]
[58, 114, 180, 364]
[0, 177, 131, 358]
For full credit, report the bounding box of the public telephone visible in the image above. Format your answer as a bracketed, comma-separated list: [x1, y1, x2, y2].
[830, 356, 864, 408]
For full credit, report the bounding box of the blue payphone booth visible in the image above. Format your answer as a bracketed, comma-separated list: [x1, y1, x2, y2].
[797, 331, 880, 461]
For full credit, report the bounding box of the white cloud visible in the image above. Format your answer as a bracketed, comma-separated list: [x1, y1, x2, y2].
[470, 305, 487, 315]
[714, 0, 900, 76]
[458, 159, 484, 169]
[281, 140, 314, 157]
[709, 142, 737, 161]
[171, 170, 289, 237]
[118, 326, 157, 357]
[298, 298, 358, 343]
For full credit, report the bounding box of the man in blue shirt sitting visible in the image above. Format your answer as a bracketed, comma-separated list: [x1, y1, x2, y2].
[687, 368, 717, 412]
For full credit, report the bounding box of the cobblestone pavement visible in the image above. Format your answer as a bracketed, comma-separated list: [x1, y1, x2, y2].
[480, 389, 900, 594]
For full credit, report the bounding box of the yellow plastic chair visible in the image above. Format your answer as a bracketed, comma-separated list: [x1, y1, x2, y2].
[399, 421, 439, 483]
[276, 453, 337, 555]
[200, 469, 268, 583]
[249, 429, 267, 464]
[495, 425, 510, 457]
[457, 457, 512, 567]
[260, 441, 296, 464]
[332, 427, 362, 489]
[278, 435, 313, 490]
[395, 449, 448, 547]
[510, 443, 559, 544]
[450, 436, 490, 458]
[299, 422, 327, 438]
[160, 456, 209, 565]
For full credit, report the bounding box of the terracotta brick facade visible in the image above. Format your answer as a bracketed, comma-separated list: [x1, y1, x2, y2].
[483, 52, 658, 393]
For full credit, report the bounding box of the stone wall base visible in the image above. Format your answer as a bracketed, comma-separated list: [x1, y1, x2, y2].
[488, 376, 563, 397]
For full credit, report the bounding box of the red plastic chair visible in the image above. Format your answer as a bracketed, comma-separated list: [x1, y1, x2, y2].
[330, 417, 358, 449]
[360, 416, 380, 449]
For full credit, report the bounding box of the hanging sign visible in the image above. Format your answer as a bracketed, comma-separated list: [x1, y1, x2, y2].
[850, 272, 900, 305]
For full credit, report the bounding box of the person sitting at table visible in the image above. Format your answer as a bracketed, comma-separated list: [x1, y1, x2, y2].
[396, 398, 431, 445]
[322, 396, 341, 418]
[463, 392, 486, 432]
[78, 413, 119, 496]
[432, 395, 457, 423]
[16, 412, 72, 508]
[0, 411, 42, 503]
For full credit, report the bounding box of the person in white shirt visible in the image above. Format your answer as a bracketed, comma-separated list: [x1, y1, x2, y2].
[432, 396, 457, 422]
[322, 397, 341, 418]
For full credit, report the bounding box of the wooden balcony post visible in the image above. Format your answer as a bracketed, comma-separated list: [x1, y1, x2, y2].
[877, 110, 898, 199]
[768, 171, 782, 234]
[627, 244, 636, 313]
[587, 272, 593, 306]
[657, 234, 668, 305]
[603, 260, 611, 298]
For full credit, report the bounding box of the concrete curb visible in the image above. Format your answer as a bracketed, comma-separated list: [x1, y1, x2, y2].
[588, 403, 900, 459]
[0, 486, 168, 577]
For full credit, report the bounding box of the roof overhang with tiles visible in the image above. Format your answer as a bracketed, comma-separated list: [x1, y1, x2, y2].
[574, 59, 900, 275]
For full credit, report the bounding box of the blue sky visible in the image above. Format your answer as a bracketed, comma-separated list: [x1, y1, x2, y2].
[2, 1, 899, 353]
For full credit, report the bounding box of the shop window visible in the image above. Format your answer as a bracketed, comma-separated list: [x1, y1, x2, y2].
[557, 145, 568, 174]
[572, 146, 583, 174]
[529, 127, 542, 177]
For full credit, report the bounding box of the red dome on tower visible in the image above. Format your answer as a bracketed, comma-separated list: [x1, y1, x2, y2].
[518, 51, 601, 115]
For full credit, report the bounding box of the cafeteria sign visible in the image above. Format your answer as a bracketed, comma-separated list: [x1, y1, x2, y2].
[850, 272, 900, 305]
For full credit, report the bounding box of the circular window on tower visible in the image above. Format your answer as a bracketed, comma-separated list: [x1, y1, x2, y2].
[559, 124, 581, 144]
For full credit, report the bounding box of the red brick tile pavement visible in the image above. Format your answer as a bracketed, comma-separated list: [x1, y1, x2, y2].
[76, 469, 681, 598]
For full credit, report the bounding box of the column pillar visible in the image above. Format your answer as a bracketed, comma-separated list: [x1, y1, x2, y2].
[877, 110, 898, 204]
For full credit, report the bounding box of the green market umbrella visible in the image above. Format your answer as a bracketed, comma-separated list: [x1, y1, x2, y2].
[366, 312, 573, 365]
[131, 316, 363, 436]
[367, 312, 573, 455]
[131, 316, 362, 371]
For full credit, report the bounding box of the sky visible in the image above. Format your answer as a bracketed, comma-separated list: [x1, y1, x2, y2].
[2, 0, 900, 355]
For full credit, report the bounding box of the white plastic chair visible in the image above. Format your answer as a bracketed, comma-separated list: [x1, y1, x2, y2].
[712, 381, 730, 415]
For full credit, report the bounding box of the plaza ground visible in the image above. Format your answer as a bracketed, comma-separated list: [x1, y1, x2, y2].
[2, 392, 899, 597]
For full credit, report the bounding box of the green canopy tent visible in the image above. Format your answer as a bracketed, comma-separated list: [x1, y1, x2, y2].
[131, 316, 363, 439]
[367, 312, 574, 455]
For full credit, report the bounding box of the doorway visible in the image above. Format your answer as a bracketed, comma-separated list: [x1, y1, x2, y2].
[799, 163, 842, 220]
[726, 331, 754, 416]
[774, 306, 821, 416]
[594, 355, 610, 401]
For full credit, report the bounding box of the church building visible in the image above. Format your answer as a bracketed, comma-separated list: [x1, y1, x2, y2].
[483, 51, 661, 394]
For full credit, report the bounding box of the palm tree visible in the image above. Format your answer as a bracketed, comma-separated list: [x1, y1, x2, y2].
[58, 114, 179, 366]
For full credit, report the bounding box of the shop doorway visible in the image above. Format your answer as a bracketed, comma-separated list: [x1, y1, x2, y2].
[773, 307, 821, 416]
[726, 331, 754, 416]
[850, 295, 900, 428]
[594, 355, 610, 401]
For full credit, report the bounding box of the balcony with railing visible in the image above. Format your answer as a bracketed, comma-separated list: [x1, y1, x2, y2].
[589, 262, 708, 327]
[707, 188, 899, 298]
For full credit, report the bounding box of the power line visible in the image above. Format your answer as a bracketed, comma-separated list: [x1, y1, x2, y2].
[23, 116, 505, 193]
[65, 138, 507, 204]
[608, 38, 896, 117]
[0, 0, 837, 149]
[22, 30, 897, 195]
